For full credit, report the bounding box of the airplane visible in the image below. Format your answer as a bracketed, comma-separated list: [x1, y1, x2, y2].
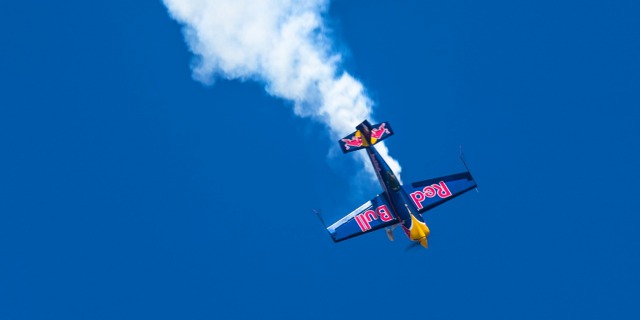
[317, 120, 477, 248]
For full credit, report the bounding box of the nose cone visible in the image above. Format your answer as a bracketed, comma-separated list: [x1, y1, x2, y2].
[408, 214, 431, 248]
[420, 237, 428, 248]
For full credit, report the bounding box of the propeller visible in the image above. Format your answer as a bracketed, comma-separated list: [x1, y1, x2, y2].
[404, 237, 429, 251]
[405, 241, 423, 251]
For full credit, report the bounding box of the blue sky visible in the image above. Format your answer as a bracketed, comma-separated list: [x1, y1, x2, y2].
[1, 1, 639, 319]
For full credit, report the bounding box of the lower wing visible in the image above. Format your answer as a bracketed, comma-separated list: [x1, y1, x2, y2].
[327, 193, 399, 242]
[405, 171, 477, 213]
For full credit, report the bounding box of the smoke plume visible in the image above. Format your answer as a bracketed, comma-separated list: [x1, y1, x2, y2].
[162, 0, 401, 179]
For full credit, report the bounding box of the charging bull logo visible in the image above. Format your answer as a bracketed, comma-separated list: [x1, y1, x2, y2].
[370, 123, 390, 140]
[341, 136, 363, 150]
[354, 205, 393, 232]
[410, 181, 452, 210]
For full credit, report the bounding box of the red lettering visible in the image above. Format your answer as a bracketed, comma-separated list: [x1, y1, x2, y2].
[410, 191, 425, 210]
[410, 182, 453, 211]
[423, 186, 436, 198]
[433, 181, 452, 198]
[377, 205, 393, 222]
[354, 204, 400, 232]
[354, 214, 368, 231]
[364, 210, 377, 222]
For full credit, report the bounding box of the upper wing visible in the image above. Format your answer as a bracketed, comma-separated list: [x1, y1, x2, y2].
[405, 172, 477, 213]
[327, 193, 399, 242]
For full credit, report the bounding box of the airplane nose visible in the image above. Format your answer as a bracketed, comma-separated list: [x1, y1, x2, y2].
[420, 237, 428, 248]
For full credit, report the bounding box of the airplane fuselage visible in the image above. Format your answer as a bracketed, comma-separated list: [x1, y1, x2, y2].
[326, 120, 476, 248]
[364, 145, 431, 247]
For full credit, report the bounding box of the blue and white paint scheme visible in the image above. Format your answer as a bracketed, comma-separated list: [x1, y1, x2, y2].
[323, 120, 477, 248]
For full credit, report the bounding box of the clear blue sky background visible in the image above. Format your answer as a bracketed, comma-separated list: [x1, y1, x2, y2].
[1, 1, 639, 319]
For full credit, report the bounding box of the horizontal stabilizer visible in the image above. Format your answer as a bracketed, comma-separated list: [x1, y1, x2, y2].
[338, 129, 368, 153]
[339, 121, 394, 153]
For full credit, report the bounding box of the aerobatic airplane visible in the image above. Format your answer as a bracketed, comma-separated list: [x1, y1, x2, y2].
[317, 120, 477, 248]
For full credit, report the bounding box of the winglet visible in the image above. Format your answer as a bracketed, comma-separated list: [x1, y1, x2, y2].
[459, 145, 479, 192]
[312, 209, 328, 228]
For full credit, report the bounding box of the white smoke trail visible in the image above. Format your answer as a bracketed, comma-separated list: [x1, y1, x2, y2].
[162, 0, 401, 180]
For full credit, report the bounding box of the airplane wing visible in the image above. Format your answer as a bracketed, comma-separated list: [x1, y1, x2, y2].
[405, 172, 477, 213]
[327, 193, 399, 242]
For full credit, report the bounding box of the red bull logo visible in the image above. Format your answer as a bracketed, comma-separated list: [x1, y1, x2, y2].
[410, 181, 452, 210]
[354, 204, 394, 231]
[370, 123, 390, 140]
[341, 135, 363, 150]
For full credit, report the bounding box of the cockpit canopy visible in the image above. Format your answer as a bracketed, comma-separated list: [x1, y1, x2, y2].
[384, 171, 401, 192]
